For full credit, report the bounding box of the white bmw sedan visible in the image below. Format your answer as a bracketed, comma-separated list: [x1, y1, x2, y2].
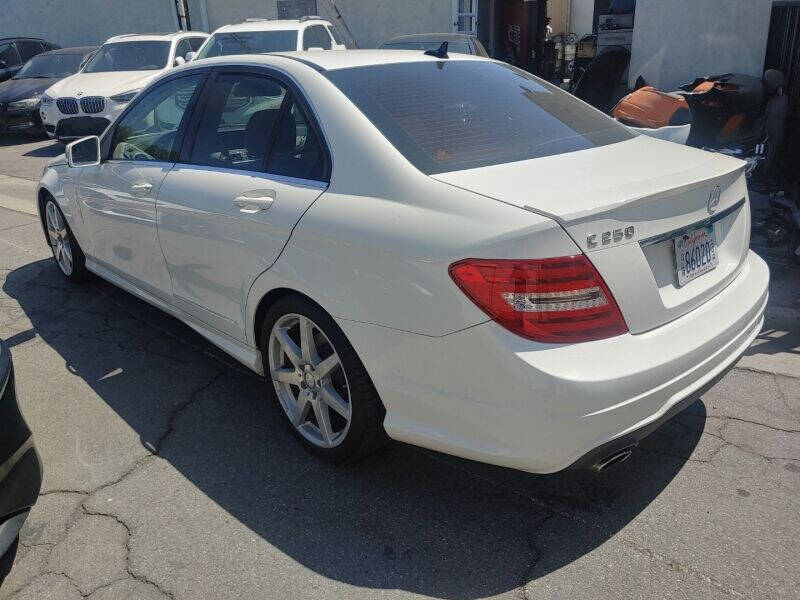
[37, 50, 769, 473]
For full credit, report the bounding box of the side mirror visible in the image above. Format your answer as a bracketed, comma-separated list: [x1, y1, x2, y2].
[0, 60, 6, 69]
[185, 52, 196, 62]
[66, 136, 101, 168]
[174, 56, 185, 67]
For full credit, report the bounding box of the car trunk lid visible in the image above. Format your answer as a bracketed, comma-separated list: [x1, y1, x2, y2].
[431, 136, 751, 334]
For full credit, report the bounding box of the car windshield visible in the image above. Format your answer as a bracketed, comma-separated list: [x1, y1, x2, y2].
[83, 41, 170, 73]
[196, 31, 298, 58]
[13, 53, 84, 79]
[382, 41, 472, 54]
[325, 60, 635, 174]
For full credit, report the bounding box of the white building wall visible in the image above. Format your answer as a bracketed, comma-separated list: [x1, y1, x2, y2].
[185, 0, 452, 48]
[3, 0, 452, 50]
[1, 0, 180, 47]
[629, 0, 776, 89]
[333, 0, 452, 48]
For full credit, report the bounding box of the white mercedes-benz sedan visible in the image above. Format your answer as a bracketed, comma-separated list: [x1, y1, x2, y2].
[36, 50, 769, 473]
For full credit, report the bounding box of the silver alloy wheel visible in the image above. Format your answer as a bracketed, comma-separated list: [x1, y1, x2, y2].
[45, 200, 73, 276]
[268, 313, 351, 448]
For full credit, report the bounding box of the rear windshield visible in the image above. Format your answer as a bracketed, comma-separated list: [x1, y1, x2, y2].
[83, 42, 170, 72]
[325, 60, 634, 174]
[382, 41, 472, 55]
[196, 31, 298, 59]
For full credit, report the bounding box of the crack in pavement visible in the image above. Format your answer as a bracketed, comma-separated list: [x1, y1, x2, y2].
[78, 508, 173, 600]
[152, 370, 226, 453]
[623, 542, 746, 598]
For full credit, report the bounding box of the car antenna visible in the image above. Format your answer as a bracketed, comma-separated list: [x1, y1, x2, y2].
[424, 41, 448, 59]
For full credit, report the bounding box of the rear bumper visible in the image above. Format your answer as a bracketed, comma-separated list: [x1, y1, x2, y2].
[338, 251, 769, 474]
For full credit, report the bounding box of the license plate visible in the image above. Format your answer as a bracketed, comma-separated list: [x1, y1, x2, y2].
[674, 225, 718, 287]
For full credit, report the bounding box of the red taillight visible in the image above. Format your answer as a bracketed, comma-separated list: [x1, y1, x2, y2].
[449, 256, 628, 343]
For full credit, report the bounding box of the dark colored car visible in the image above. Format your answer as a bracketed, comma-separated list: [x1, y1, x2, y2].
[0, 37, 61, 82]
[0, 46, 96, 135]
[379, 33, 488, 57]
[0, 339, 42, 557]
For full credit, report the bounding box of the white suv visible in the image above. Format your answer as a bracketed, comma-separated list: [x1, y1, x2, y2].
[191, 17, 346, 60]
[40, 31, 208, 142]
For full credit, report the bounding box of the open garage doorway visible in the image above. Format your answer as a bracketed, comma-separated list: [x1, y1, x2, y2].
[765, 1, 800, 184]
[464, 0, 547, 73]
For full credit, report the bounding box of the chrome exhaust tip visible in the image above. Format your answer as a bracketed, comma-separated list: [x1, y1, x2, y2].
[595, 448, 634, 472]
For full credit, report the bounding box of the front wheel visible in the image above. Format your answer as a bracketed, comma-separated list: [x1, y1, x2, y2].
[44, 198, 86, 282]
[261, 295, 387, 462]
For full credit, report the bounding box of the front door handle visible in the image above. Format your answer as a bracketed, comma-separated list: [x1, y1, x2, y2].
[130, 182, 152, 196]
[233, 190, 275, 213]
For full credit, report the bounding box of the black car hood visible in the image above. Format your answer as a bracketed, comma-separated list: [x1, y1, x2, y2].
[0, 77, 59, 104]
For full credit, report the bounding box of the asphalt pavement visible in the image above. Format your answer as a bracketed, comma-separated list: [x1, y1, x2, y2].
[0, 134, 799, 599]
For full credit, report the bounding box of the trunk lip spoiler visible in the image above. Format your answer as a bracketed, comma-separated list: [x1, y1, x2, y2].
[639, 197, 746, 248]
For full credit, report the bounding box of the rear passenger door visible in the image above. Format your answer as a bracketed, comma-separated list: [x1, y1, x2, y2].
[156, 68, 330, 341]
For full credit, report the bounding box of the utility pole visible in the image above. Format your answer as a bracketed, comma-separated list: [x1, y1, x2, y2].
[175, 0, 191, 30]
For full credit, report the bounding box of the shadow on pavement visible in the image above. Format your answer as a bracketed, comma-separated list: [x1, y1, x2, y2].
[3, 259, 705, 599]
[22, 144, 62, 158]
[0, 132, 48, 147]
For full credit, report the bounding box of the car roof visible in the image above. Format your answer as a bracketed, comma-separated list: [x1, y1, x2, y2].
[384, 33, 478, 43]
[38, 46, 97, 56]
[213, 19, 333, 33]
[104, 32, 202, 43]
[187, 50, 489, 75]
[0, 37, 48, 43]
[271, 48, 488, 71]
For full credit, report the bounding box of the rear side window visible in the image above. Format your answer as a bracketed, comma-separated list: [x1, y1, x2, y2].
[189, 72, 327, 181]
[175, 39, 192, 61]
[267, 100, 327, 181]
[0, 43, 22, 67]
[189, 73, 288, 171]
[302, 25, 332, 50]
[325, 60, 634, 174]
[17, 41, 45, 61]
[327, 26, 344, 45]
[188, 37, 206, 51]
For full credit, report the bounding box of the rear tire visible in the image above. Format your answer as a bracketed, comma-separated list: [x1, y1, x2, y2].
[43, 198, 87, 282]
[260, 295, 388, 462]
